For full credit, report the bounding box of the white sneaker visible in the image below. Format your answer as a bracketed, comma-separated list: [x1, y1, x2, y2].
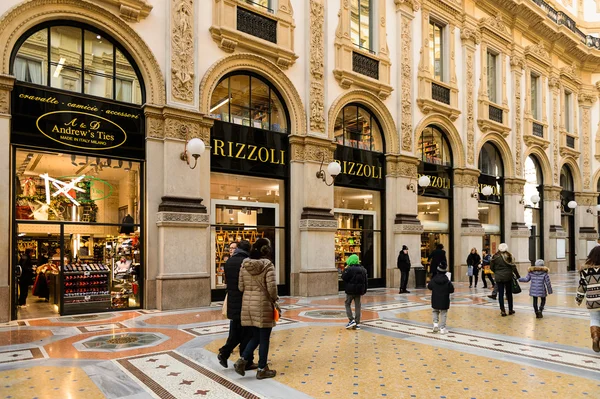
[440, 328, 448, 335]
[345, 320, 356, 329]
[432, 323, 439, 333]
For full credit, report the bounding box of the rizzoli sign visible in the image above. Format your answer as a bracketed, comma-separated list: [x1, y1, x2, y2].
[210, 120, 288, 178]
[334, 146, 385, 190]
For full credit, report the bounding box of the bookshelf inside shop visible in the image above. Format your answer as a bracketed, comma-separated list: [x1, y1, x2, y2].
[335, 230, 362, 278]
[214, 227, 264, 288]
[421, 140, 441, 165]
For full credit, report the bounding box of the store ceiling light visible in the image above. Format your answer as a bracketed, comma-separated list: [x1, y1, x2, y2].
[18, 233, 26, 237]
[209, 97, 230, 113]
[53, 58, 66, 78]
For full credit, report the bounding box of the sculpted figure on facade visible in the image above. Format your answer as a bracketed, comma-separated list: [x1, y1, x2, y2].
[170, 0, 195, 103]
[309, 0, 325, 133]
[400, 16, 413, 152]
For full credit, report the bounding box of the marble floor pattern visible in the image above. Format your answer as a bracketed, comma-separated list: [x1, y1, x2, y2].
[1, 271, 599, 398]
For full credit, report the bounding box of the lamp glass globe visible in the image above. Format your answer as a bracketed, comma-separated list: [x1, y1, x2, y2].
[481, 186, 493, 197]
[187, 138, 206, 157]
[567, 200, 577, 209]
[327, 161, 342, 176]
[530, 194, 540, 204]
[418, 175, 431, 187]
[596, 204, 600, 211]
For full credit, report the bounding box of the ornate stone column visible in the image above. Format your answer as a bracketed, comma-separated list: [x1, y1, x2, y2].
[504, 178, 530, 275]
[0, 75, 14, 322]
[544, 186, 566, 273]
[453, 168, 482, 282]
[460, 25, 480, 168]
[388, 155, 422, 289]
[145, 106, 214, 310]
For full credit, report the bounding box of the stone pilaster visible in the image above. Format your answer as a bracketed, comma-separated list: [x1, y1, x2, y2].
[504, 178, 530, 275]
[460, 25, 480, 167]
[544, 186, 566, 273]
[453, 168, 482, 282]
[170, 0, 195, 106]
[396, 2, 417, 154]
[0, 75, 14, 322]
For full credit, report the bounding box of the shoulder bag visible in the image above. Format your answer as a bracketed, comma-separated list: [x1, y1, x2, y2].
[251, 272, 282, 322]
[512, 273, 522, 294]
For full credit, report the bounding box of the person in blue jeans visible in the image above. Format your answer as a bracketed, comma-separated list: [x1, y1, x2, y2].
[342, 254, 368, 330]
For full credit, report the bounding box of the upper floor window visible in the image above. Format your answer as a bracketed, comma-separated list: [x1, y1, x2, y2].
[564, 91, 572, 133]
[417, 125, 452, 166]
[429, 20, 444, 82]
[487, 51, 498, 103]
[245, 0, 273, 12]
[478, 142, 503, 177]
[333, 103, 383, 152]
[530, 73, 540, 120]
[11, 23, 144, 105]
[350, 0, 373, 52]
[210, 72, 289, 134]
[560, 165, 574, 192]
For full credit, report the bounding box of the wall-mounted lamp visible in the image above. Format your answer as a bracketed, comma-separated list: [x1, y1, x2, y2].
[479, 185, 494, 200]
[180, 138, 206, 170]
[407, 175, 431, 195]
[316, 155, 341, 186]
[586, 204, 600, 216]
[530, 193, 541, 205]
[557, 199, 577, 215]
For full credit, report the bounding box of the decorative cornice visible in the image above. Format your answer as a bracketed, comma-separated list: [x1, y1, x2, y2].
[478, 15, 512, 45]
[0, 74, 15, 115]
[299, 219, 338, 231]
[578, 91, 597, 107]
[460, 27, 481, 45]
[559, 63, 582, 86]
[289, 135, 335, 162]
[510, 54, 525, 71]
[158, 196, 207, 214]
[453, 168, 480, 187]
[503, 179, 526, 195]
[96, 0, 153, 22]
[156, 212, 210, 225]
[524, 42, 551, 68]
[395, 0, 421, 12]
[301, 207, 334, 220]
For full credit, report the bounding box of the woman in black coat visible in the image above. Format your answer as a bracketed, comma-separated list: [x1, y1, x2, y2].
[397, 245, 411, 294]
[218, 240, 256, 369]
[428, 244, 447, 277]
[466, 248, 481, 288]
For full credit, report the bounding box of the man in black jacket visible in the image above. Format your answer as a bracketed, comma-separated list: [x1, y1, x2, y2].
[428, 244, 447, 277]
[342, 254, 368, 330]
[218, 240, 256, 369]
[397, 245, 411, 294]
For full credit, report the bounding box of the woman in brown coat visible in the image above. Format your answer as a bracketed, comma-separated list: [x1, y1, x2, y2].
[234, 238, 278, 379]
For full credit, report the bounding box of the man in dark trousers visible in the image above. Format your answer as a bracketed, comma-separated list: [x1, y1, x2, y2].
[428, 244, 447, 277]
[397, 245, 411, 294]
[217, 240, 256, 370]
[18, 249, 33, 307]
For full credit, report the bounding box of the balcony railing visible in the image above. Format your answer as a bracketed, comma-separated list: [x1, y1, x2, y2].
[431, 82, 450, 105]
[566, 135, 575, 149]
[532, 122, 544, 138]
[352, 52, 379, 80]
[489, 104, 503, 124]
[531, 0, 600, 50]
[236, 6, 277, 44]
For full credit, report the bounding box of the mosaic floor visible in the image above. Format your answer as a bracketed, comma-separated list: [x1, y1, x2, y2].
[1, 272, 599, 398]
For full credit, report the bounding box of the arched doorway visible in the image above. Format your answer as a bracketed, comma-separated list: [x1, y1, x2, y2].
[524, 156, 544, 264]
[560, 165, 576, 271]
[416, 125, 453, 277]
[477, 142, 504, 255]
[332, 103, 386, 287]
[208, 72, 290, 298]
[10, 22, 146, 318]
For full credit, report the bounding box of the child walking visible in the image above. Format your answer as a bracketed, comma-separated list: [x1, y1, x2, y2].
[427, 262, 454, 334]
[519, 259, 553, 318]
[342, 254, 368, 330]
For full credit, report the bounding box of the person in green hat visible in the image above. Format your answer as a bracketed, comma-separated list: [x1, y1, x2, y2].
[342, 254, 368, 330]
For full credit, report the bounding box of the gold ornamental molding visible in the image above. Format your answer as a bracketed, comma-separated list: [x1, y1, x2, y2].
[393, 155, 419, 178]
[453, 168, 480, 188]
[0, 74, 15, 115]
[327, 90, 399, 154]
[399, 11, 414, 152]
[170, 0, 195, 104]
[0, 0, 165, 106]
[543, 186, 561, 202]
[511, 52, 524, 177]
[144, 105, 213, 142]
[199, 53, 307, 137]
[575, 192, 598, 207]
[461, 25, 477, 166]
[95, 0, 153, 22]
[503, 178, 526, 195]
[288, 135, 336, 163]
[395, 0, 421, 12]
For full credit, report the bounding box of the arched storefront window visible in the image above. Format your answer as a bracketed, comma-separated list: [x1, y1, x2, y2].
[10, 22, 146, 319]
[210, 73, 288, 133]
[417, 125, 453, 277]
[560, 165, 576, 271]
[332, 104, 385, 286]
[12, 23, 144, 104]
[334, 104, 383, 152]
[209, 72, 290, 295]
[524, 156, 544, 264]
[477, 143, 504, 254]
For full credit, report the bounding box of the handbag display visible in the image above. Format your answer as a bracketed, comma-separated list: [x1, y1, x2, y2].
[222, 294, 228, 317]
[512, 274, 522, 294]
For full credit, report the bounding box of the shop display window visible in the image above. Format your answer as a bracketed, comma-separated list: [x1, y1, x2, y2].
[210, 173, 285, 289]
[333, 104, 383, 152]
[334, 186, 381, 280]
[417, 126, 452, 166]
[13, 25, 142, 105]
[417, 197, 450, 274]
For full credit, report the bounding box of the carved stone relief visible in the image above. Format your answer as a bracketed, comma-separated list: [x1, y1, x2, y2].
[309, 1, 325, 133]
[400, 15, 413, 152]
[514, 70, 522, 177]
[171, 0, 195, 103]
[165, 118, 210, 142]
[551, 82, 560, 184]
[581, 105, 592, 189]
[466, 52, 475, 165]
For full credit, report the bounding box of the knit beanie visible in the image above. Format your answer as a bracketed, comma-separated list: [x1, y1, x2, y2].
[346, 254, 360, 266]
[535, 259, 545, 266]
[498, 243, 508, 252]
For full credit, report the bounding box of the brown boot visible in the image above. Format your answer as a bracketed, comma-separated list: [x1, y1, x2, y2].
[591, 326, 600, 353]
[256, 365, 277, 380]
